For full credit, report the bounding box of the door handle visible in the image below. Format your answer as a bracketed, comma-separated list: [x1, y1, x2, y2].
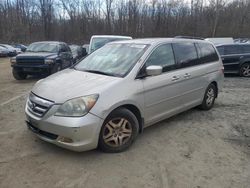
[184, 73, 191, 78]
[172, 76, 180, 81]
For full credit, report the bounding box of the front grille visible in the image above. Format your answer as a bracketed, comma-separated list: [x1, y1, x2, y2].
[27, 93, 54, 117]
[17, 58, 44, 65]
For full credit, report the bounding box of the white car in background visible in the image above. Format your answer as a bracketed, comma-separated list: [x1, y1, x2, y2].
[0, 44, 21, 54]
[205, 38, 234, 45]
[88, 35, 132, 54]
[0, 46, 9, 57]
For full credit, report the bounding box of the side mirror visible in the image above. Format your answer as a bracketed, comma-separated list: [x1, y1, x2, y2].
[146, 65, 162, 76]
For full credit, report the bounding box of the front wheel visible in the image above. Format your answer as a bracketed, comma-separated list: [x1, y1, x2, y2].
[51, 63, 61, 74]
[240, 63, 250, 77]
[98, 108, 139, 153]
[12, 69, 27, 80]
[199, 84, 217, 110]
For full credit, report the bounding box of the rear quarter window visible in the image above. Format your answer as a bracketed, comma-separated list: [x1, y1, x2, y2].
[242, 45, 250, 54]
[197, 43, 219, 63]
[172, 43, 198, 67]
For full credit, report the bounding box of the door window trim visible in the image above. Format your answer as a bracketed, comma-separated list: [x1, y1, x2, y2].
[172, 42, 199, 69]
[135, 42, 178, 79]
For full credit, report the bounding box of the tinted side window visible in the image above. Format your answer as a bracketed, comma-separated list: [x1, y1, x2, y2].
[146, 44, 176, 72]
[172, 43, 198, 67]
[224, 45, 240, 55]
[242, 45, 250, 54]
[216, 46, 224, 55]
[197, 43, 219, 63]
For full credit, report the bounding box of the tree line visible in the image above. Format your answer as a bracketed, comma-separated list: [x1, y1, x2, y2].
[0, 0, 250, 45]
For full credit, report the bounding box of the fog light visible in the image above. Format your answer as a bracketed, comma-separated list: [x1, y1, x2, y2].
[57, 136, 73, 143]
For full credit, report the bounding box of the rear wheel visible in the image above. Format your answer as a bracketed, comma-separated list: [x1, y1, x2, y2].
[240, 63, 250, 77]
[12, 69, 27, 80]
[199, 84, 217, 110]
[98, 108, 139, 153]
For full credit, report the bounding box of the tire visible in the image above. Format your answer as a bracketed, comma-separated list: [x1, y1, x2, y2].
[240, 63, 250, 77]
[51, 63, 61, 74]
[199, 84, 217, 110]
[98, 108, 139, 153]
[12, 69, 27, 80]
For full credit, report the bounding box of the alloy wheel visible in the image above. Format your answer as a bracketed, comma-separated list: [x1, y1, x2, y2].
[206, 88, 215, 106]
[103, 118, 132, 147]
[241, 64, 250, 77]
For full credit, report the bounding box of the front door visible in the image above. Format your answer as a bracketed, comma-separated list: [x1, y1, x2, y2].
[142, 44, 185, 126]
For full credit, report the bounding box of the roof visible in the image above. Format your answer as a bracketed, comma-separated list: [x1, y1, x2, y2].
[31, 41, 64, 44]
[216, 43, 250, 47]
[91, 35, 132, 39]
[111, 38, 211, 45]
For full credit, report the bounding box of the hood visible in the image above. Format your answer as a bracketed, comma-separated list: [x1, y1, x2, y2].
[16, 52, 57, 59]
[32, 69, 121, 103]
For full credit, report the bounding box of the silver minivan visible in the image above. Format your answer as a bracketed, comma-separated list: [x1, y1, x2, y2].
[25, 38, 224, 152]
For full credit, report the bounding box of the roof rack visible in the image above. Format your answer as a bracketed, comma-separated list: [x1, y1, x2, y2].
[174, 36, 204, 40]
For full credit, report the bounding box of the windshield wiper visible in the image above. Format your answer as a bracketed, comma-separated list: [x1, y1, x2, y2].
[83, 69, 119, 77]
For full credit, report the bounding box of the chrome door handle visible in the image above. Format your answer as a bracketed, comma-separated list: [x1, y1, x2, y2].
[184, 73, 191, 78]
[172, 76, 180, 81]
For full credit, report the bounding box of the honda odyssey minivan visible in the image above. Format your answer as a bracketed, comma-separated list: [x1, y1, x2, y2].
[25, 38, 224, 153]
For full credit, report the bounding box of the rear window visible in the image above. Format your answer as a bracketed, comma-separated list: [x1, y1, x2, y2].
[197, 43, 219, 63]
[242, 45, 250, 54]
[172, 43, 198, 67]
[224, 45, 240, 55]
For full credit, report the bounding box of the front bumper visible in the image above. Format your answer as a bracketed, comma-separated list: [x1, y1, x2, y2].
[12, 64, 50, 74]
[25, 103, 104, 152]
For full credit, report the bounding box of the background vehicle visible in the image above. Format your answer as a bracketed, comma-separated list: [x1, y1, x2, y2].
[205, 38, 234, 45]
[25, 38, 223, 153]
[0, 44, 17, 56]
[69, 44, 87, 63]
[0, 44, 21, 54]
[0, 46, 9, 57]
[216, 43, 250, 77]
[11, 41, 73, 80]
[12, 44, 27, 52]
[88, 35, 132, 53]
[82, 44, 89, 54]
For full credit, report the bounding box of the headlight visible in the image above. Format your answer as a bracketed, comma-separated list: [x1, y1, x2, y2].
[55, 94, 99, 117]
[44, 59, 54, 64]
[10, 58, 16, 64]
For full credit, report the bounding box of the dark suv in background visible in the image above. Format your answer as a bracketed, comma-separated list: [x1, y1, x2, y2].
[216, 44, 250, 77]
[11, 41, 73, 80]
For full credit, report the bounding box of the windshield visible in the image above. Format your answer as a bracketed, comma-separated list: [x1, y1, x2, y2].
[75, 43, 147, 77]
[90, 37, 131, 53]
[3, 44, 13, 49]
[0, 46, 7, 50]
[26, 42, 58, 53]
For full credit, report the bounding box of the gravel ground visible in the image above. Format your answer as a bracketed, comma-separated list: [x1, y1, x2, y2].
[0, 57, 250, 188]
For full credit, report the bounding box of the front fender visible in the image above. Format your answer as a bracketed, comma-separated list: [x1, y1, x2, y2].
[92, 100, 144, 121]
